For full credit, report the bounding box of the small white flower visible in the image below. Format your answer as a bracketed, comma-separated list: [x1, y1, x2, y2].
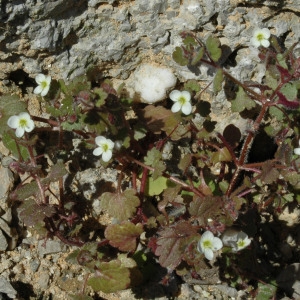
[33, 74, 51, 96]
[250, 28, 271, 48]
[197, 230, 223, 260]
[294, 140, 300, 155]
[93, 136, 114, 162]
[232, 232, 251, 252]
[169, 90, 192, 115]
[7, 112, 35, 138]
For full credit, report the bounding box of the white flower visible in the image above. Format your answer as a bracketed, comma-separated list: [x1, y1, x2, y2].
[294, 140, 300, 155]
[7, 112, 35, 138]
[33, 74, 51, 96]
[197, 230, 223, 260]
[222, 230, 251, 252]
[169, 90, 192, 115]
[250, 28, 271, 48]
[234, 232, 251, 251]
[93, 136, 114, 162]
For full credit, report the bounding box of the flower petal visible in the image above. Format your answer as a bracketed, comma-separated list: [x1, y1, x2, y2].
[106, 139, 115, 150]
[24, 119, 35, 132]
[261, 39, 270, 48]
[35, 74, 46, 84]
[40, 86, 50, 97]
[95, 136, 107, 146]
[201, 231, 214, 241]
[181, 102, 192, 115]
[294, 147, 300, 155]
[102, 150, 112, 162]
[212, 237, 223, 251]
[171, 102, 181, 113]
[181, 91, 191, 102]
[15, 127, 25, 138]
[34, 86, 43, 95]
[7, 116, 19, 129]
[169, 90, 181, 102]
[261, 28, 271, 38]
[93, 147, 103, 156]
[204, 248, 214, 260]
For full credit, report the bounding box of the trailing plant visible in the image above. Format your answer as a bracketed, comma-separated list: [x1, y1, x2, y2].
[1, 28, 300, 299]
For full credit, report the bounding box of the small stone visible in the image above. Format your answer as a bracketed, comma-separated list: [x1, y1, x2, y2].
[0, 276, 17, 299]
[37, 240, 67, 257]
[0, 230, 8, 251]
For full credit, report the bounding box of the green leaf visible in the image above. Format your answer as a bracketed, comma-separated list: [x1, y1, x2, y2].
[19, 198, 56, 226]
[230, 86, 256, 112]
[183, 80, 201, 93]
[94, 88, 108, 107]
[155, 221, 198, 270]
[2, 131, 30, 161]
[213, 68, 223, 94]
[100, 189, 140, 221]
[144, 148, 166, 180]
[260, 160, 279, 184]
[172, 47, 189, 66]
[146, 176, 174, 196]
[189, 196, 224, 226]
[211, 147, 232, 163]
[140, 105, 181, 135]
[191, 47, 205, 65]
[144, 148, 161, 166]
[46, 160, 68, 182]
[105, 222, 143, 252]
[206, 35, 222, 62]
[88, 260, 130, 293]
[183, 36, 198, 46]
[280, 82, 298, 101]
[256, 281, 277, 300]
[268, 106, 284, 121]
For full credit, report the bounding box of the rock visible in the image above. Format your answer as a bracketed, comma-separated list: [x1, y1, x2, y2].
[0, 230, 8, 251]
[0, 166, 14, 209]
[0, 276, 17, 299]
[37, 240, 67, 257]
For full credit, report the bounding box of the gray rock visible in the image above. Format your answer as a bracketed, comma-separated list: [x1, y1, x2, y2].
[37, 240, 67, 257]
[0, 276, 17, 299]
[0, 230, 8, 251]
[0, 166, 14, 208]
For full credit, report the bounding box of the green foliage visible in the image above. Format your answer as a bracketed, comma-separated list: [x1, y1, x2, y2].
[256, 281, 277, 300]
[5, 29, 300, 298]
[100, 189, 140, 221]
[230, 86, 256, 112]
[87, 259, 131, 293]
[206, 35, 222, 62]
[105, 222, 143, 252]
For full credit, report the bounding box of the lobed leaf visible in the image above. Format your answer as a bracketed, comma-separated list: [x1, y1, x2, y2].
[172, 47, 189, 66]
[87, 260, 130, 293]
[100, 189, 140, 221]
[105, 222, 143, 252]
[213, 68, 223, 94]
[189, 196, 224, 226]
[139, 105, 181, 135]
[230, 86, 256, 112]
[206, 35, 222, 62]
[155, 221, 198, 270]
[19, 198, 56, 226]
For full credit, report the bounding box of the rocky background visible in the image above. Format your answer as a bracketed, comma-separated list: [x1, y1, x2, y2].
[0, 0, 300, 299]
